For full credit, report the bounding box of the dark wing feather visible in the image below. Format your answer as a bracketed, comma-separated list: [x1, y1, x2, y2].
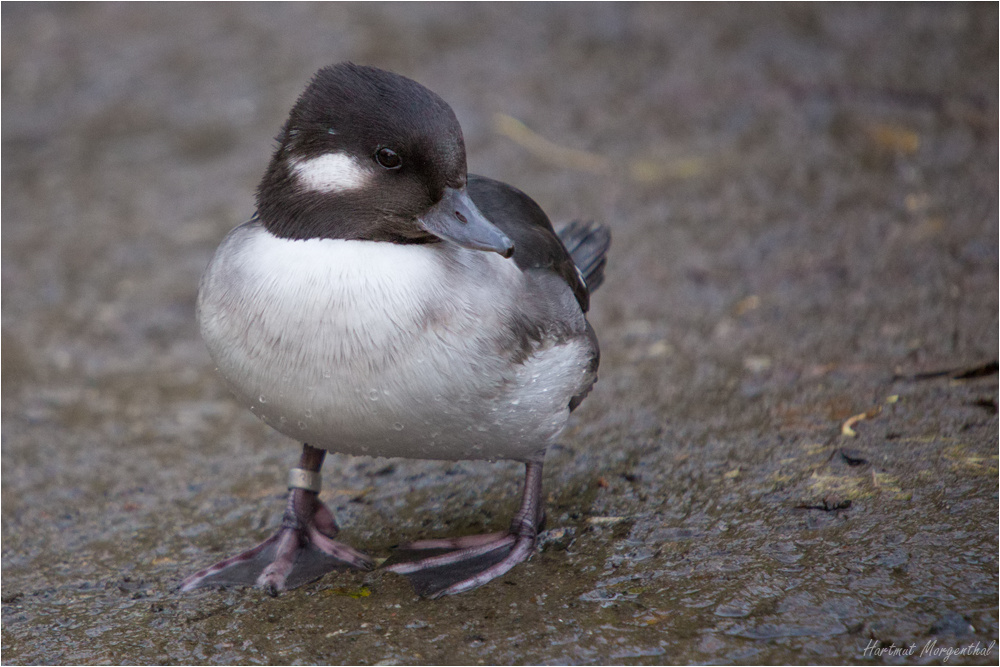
[468, 175, 610, 413]
[468, 175, 592, 311]
[555, 220, 611, 294]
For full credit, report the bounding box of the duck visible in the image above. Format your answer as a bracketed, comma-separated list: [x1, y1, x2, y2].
[181, 63, 610, 598]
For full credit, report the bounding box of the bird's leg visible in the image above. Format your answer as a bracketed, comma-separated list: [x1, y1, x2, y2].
[180, 444, 373, 595]
[385, 460, 545, 598]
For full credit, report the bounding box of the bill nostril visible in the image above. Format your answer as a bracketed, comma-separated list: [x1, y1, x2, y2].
[455, 211, 468, 224]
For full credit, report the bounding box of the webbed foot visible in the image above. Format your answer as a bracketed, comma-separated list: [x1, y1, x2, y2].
[384, 460, 544, 598]
[180, 445, 372, 594]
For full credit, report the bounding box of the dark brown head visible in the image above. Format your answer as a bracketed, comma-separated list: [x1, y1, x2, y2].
[256, 63, 512, 255]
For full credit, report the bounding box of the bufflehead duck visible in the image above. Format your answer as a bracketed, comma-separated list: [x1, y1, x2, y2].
[181, 63, 610, 597]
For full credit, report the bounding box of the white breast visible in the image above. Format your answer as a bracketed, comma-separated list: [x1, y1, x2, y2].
[197, 222, 594, 462]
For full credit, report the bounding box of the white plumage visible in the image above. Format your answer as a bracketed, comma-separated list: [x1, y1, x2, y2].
[197, 221, 593, 462]
[290, 152, 372, 193]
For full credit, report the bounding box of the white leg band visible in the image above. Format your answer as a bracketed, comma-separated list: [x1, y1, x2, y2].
[288, 468, 322, 493]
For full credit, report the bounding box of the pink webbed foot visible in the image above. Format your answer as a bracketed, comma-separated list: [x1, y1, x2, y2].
[384, 461, 544, 598]
[180, 446, 372, 595]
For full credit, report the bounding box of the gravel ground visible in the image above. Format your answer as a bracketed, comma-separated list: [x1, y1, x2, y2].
[2, 3, 997, 664]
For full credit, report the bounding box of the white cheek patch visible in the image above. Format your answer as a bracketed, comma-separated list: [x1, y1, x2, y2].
[291, 153, 371, 193]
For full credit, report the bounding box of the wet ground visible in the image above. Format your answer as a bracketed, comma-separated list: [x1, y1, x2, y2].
[2, 4, 997, 665]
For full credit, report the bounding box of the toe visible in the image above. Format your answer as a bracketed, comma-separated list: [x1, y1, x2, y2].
[384, 531, 536, 597]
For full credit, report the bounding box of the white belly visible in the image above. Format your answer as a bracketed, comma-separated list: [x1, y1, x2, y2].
[197, 223, 594, 462]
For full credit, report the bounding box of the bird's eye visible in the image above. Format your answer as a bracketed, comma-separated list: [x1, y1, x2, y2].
[375, 147, 402, 170]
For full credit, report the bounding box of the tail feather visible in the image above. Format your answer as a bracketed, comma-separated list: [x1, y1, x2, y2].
[557, 220, 611, 294]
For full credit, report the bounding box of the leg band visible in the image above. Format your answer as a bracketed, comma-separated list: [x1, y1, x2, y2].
[288, 468, 322, 493]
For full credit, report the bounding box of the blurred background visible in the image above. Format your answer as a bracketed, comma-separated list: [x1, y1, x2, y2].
[3, 4, 997, 664]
